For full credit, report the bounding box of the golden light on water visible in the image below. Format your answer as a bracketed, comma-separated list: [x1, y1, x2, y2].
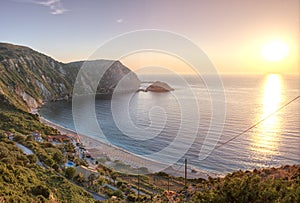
[251, 74, 283, 158]
[262, 74, 282, 116]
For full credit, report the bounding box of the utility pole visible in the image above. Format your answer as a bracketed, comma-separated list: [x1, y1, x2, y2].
[168, 177, 170, 192]
[137, 168, 140, 203]
[184, 158, 187, 188]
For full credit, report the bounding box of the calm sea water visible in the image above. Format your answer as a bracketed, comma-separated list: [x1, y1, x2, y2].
[40, 74, 300, 174]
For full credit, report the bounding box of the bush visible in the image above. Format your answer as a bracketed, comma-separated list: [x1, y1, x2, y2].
[139, 167, 149, 174]
[27, 154, 37, 164]
[65, 167, 76, 179]
[44, 157, 54, 167]
[26, 135, 33, 141]
[156, 171, 169, 177]
[74, 173, 85, 184]
[31, 185, 50, 199]
[127, 194, 137, 202]
[13, 134, 26, 143]
[117, 181, 123, 188]
[53, 151, 65, 165]
[113, 190, 124, 199]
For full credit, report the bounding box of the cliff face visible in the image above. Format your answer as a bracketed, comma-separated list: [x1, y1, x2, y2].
[63, 60, 140, 95]
[0, 43, 140, 112]
[0, 43, 71, 112]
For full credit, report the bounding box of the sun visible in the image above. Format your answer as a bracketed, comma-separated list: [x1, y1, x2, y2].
[261, 40, 289, 62]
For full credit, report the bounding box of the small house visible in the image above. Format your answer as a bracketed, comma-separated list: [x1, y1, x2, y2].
[46, 135, 71, 143]
[32, 130, 42, 142]
[6, 131, 14, 140]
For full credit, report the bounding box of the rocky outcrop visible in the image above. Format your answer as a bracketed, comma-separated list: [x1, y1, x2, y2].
[0, 43, 140, 112]
[63, 60, 140, 96]
[145, 81, 174, 92]
[14, 86, 40, 110]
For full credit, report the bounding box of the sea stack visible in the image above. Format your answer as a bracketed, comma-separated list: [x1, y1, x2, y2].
[145, 81, 174, 92]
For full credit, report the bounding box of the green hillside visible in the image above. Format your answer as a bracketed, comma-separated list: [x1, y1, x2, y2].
[0, 42, 140, 112]
[0, 138, 94, 202]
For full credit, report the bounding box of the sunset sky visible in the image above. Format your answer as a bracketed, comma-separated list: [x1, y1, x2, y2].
[1, 0, 299, 74]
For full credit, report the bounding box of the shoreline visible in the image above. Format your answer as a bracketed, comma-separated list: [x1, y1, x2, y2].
[39, 116, 218, 179]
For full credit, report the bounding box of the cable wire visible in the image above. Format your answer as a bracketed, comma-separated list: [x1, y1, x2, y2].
[214, 95, 300, 150]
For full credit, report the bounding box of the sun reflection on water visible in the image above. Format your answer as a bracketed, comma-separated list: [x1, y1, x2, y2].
[250, 74, 283, 159]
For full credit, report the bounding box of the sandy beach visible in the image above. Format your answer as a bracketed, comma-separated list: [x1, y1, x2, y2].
[40, 116, 215, 179]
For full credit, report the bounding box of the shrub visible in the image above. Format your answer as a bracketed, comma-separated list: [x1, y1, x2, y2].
[65, 167, 76, 179]
[113, 189, 124, 199]
[27, 154, 37, 164]
[127, 194, 137, 202]
[31, 185, 50, 199]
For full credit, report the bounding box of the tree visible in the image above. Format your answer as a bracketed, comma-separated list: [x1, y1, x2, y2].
[31, 185, 50, 199]
[26, 135, 33, 141]
[0, 130, 7, 140]
[111, 172, 118, 185]
[53, 151, 65, 165]
[96, 176, 105, 186]
[27, 154, 37, 164]
[52, 163, 60, 172]
[127, 194, 137, 202]
[64, 143, 75, 153]
[113, 189, 124, 199]
[117, 181, 123, 188]
[88, 173, 98, 186]
[0, 145, 9, 159]
[74, 173, 85, 185]
[44, 157, 55, 167]
[65, 167, 76, 179]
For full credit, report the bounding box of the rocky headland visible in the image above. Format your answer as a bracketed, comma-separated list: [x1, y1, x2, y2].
[0, 43, 140, 112]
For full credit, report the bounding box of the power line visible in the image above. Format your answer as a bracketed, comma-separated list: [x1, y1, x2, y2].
[214, 95, 300, 150]
[169, 95, 299, 179]
[165, 95, 299, 190]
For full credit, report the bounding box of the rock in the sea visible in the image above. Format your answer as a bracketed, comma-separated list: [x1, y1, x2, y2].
[145, 81, 174, 92]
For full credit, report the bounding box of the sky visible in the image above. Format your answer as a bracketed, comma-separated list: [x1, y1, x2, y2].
[1, 0, 299, 74]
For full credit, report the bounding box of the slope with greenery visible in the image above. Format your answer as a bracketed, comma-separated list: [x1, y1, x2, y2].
[0, 42, 140, 112]
[0, 43, 72, 111]
[0, 138, 95, 202]
[189, 165, 300, 203]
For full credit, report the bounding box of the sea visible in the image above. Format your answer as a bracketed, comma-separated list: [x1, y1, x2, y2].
[39, 74, 300, 174]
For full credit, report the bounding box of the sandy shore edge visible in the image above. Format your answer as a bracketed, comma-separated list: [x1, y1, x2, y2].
[40, 116, 217, 179]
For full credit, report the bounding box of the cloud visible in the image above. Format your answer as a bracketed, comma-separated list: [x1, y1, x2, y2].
[14, 0, 68, 15]
[36, 0, 68, 15]
[116, 18, 124, 23]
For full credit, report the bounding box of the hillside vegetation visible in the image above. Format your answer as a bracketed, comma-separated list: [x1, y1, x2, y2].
[0, 135, 94, 202]
[189, 165, 300, 203]
[0, 42, 140, 112]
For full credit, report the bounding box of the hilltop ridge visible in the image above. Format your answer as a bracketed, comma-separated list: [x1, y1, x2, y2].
[0, 42, 140, 112]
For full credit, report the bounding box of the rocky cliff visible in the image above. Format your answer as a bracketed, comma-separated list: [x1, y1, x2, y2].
[63, 60, 140, 96]
[0, 43, 140, 112]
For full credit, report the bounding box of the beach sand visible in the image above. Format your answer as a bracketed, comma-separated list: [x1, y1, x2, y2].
[40, 116, 214, 179]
